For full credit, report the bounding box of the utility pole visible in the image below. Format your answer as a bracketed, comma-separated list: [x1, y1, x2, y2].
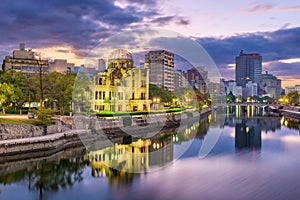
[37, 52, 44, 109]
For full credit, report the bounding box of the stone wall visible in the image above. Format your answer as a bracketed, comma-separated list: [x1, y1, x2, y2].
[0, 124, 43, 140]
[0, 123, 72, 140]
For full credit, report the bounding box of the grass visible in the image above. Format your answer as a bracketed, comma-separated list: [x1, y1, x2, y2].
[0, 118, 37, 125]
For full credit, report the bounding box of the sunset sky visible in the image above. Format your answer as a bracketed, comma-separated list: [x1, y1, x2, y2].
[0, 0, 299, 87]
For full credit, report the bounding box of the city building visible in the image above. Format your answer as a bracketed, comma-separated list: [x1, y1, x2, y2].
[186, 67, 208, 93]
[174, 70, 186, 89]
[245, 81, 258, 97]
[97, 59, 106, 71]
[234, 86, 243, 97]
[49, 59, 75, 73]
[207, 81, 224, 97]
[91, 49, 151, 112]
[2, 43, 49, 76]
[235, 50, 262, 87]
[145, 50, 174, 92]
[259, 71, 281, 98]
[285, 86, 296, 94]
[222, 80, 243, 97]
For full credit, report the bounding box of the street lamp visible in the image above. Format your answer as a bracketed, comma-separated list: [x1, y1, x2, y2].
[153, 97, 160, 110]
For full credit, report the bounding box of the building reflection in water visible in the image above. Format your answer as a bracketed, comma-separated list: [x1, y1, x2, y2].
[225, 105, 282, 152]
[86, 116, 211, 184]
[235, 118, 262, 150]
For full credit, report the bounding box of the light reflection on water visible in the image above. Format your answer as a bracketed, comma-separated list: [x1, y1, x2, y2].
[1, 110, 300, 200]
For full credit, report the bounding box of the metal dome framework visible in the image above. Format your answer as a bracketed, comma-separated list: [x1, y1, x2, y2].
[108, 49, 133, 61]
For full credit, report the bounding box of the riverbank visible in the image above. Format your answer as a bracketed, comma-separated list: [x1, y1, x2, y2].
[0, 109, 212, 158]
[282, 109, 300, 120]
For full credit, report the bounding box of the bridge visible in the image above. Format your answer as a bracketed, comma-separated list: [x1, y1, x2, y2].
[224, 102, 277, 107]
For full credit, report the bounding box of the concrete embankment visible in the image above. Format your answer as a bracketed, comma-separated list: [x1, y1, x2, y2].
[0, 130, 85, 157]
[282, 110, 300, 120]
[0, 109, 211, 157]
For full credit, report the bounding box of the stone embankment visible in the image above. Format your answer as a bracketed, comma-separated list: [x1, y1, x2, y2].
[0, 109, 211, 157]
[0, 129, 85, 157]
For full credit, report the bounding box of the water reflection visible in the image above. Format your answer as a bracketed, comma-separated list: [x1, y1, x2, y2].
[0, 156, 87, 198]
[1, 108, 300, 199]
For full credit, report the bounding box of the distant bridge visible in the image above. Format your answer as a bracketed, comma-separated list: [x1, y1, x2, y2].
[223, 102, 277, 107]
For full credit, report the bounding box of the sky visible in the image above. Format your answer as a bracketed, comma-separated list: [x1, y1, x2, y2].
[0, 0, 299, 87]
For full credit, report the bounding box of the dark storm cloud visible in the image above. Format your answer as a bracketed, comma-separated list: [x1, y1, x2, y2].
[151, 16, 190, 26]
[0, 0, 177, 61]
[264, 62, 300, 77]
[195, 27, 300, 81]
[197, 27, 300, 66]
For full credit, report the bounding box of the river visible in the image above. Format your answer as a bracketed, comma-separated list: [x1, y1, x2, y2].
[0, 107, 300, 200]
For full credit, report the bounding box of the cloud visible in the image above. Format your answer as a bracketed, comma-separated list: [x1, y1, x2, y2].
[150, 16, 190, 26]
[0, 0, 186, 62]
[243, 4, 275, 13]
[196, 27, 300, 84]
[241, 3, 300, 13]
[278, 5, 300, 11]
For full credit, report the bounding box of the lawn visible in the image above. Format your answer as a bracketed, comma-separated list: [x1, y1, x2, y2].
[0, 118, 36, 125]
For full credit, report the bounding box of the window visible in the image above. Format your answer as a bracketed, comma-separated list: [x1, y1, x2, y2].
[95, 91, 98, 100]
[141, 80, 146, 87]
[110, 105, 115, 111]
[132, 92, 135, 100]
[118, 92, 123, 100]
[103, 91, 105, 99]
[118, 105, 122, 111]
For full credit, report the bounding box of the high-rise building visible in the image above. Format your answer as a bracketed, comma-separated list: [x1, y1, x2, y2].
[259, 71, 281, 98]
[186, 67, 208, 93]
[174, 70, 186, 89]
[145, 50, 174, 92]
[246, 81, 258, 97]
[2, 43, 49, 76]
[235, 50, 262, 87]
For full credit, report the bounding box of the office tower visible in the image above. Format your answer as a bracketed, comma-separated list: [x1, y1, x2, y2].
[235, 50, 262, 87]
[145, 50, 174, 92]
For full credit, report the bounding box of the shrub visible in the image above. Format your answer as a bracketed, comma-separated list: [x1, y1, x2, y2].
[166, 107, 182, 113]
[34, 108, 55, 126]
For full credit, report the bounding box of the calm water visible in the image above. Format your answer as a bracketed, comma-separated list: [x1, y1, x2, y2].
[1, 108, 300, 200]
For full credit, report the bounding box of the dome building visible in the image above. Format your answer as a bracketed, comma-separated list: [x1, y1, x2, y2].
[91, 49, 151, 112]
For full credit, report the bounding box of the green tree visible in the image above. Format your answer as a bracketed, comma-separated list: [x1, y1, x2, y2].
[287, 91, 300, 106]
[72, 71, 93, 114]
[226, 91, 236, 103]
[149, 84, 172, 103]
[0, 70, 31, 114]
[47, 72, 75, 115]
[0, 83, 15, 115]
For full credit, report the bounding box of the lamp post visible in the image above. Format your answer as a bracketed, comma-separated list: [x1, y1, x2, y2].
[153, 97, 160, 110]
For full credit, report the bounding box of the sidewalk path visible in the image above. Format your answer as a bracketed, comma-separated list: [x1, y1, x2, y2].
[0, 114, 28, 119]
